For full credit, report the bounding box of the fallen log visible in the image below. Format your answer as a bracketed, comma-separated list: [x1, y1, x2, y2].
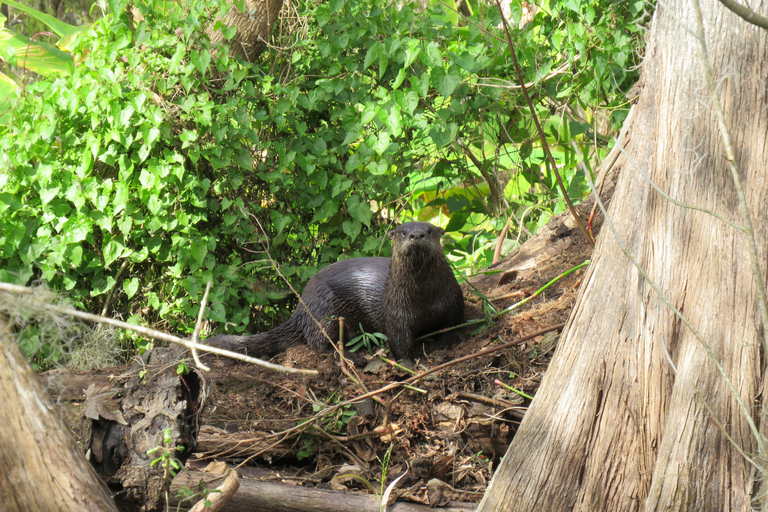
[170, 469, 478, 512]
[44, 347, 207, 512]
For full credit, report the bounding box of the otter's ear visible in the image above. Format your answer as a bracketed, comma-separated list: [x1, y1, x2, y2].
[387, 229, 396, 240]
[436, 227, 445, 236]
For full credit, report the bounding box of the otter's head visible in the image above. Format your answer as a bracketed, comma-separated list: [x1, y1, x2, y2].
[387, 222, 446, 263]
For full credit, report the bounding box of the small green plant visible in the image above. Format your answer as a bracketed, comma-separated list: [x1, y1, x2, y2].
[346, 324, 388, 354]
[176, 361, 190, 375]
[148, 428, 184, 477]
[295, 437, 315, 462]
[175, 480, 221, 509]
[377, 444, 394, 498]
[148, 428, 185, 511]
[312, 393, 357, 433]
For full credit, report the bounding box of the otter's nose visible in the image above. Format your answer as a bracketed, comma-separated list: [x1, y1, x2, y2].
[409, 231, 426, 240]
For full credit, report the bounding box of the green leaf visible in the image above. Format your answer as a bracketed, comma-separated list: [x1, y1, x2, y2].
[428, 123, 457, 148]
[0, 0, 80, 38]
[368, 130, 390, 155]
[108, 0, 130, 16]
[40, 185, 60, 206]
[445, 213, 468, 232]
[124, 278, 140, 299]
[92, 276, 117, 296]
[431, 66, 462, 98]
[422, 42, 442, 68]
[190, 239, 208, 264]
[342, 219, 362, 241]
[233, 147, 253, 170]
[191, 50, 211, 75]
[347, 195, 372, 228]
[311, 198, 339, 223]
[0, 30, 73, 77]
[402, 38, 420, 67]
[363, 41, 384, 70]
[360, 103, 378, 125]
[103, 236, 123, 267]
[271, 210, 292, 233]
[378, 106, 401, 137]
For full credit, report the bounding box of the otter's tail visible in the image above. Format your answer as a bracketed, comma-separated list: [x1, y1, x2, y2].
[204, 319, 303, 359]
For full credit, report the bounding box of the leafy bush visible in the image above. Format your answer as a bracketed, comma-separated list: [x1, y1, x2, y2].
[0, 0, 646, 360]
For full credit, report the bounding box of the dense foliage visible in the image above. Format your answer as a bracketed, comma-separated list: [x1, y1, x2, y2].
[0, 0, 648, 361]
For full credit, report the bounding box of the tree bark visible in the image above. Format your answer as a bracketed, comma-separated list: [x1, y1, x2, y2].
[0, 317, 119, 512]
[478, 0, 768, 510]
[45, 347, 207, 512]
[208, 0, 283, 61]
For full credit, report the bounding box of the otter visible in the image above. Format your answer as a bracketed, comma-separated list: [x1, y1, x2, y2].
[205, 221, 464, 362]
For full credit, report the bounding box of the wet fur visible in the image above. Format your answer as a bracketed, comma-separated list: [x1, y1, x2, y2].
[205, 222, 464, 361]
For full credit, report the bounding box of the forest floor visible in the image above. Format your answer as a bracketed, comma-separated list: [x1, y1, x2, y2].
[190, 200, 600, 508]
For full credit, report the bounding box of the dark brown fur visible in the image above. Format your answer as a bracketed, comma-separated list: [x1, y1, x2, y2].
[205, 222, 465, 362]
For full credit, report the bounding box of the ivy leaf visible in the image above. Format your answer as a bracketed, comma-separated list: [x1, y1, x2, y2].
[103, 236, 123, 267]
[123, 277, 140, 299]
[342, 219, 362, 241]
[191, 49, 211, 75]
[92, 275, 117, 296]
[445, 213, 468, 232]
[190, 238, 208, 264]
[422, 41, 442, 68]
[271, 210, 292, 233]
[347, 195, 372, 228]
[431, 66, 462, 98]
[391, 68, 407, 90]
[402, 38, 420, 67]
[378, 106, 402, 137]
[428, 123, 457, 148]
[364, 41, 384, 70]
[39, 185, 60, 206]
[311, 198, 339, 223]
[360, 103, 378, 125]
[369, 130, 391, 155]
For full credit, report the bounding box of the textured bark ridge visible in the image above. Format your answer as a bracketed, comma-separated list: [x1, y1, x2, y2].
[0, 318, 119, 512]
[478, 0, 768, 510]
[207, 0, 284, 61]
[85, 347, 206, 512]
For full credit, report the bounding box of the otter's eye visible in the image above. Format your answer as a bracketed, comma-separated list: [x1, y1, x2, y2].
[426, 228, 432, 234]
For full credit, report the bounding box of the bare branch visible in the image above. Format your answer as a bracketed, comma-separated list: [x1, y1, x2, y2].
[0, 282, 318, 376]
[718, 0, 768, 30]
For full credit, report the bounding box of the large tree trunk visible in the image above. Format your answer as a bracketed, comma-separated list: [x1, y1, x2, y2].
[478, 1, 768, 510]
[0, 318, 119, 512]
[207, 0, 284, 61]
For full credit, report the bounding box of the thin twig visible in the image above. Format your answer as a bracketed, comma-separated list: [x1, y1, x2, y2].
[190, 279, 213, 372]
[0, 282, 318, 375]
[494, 0, 594, 248]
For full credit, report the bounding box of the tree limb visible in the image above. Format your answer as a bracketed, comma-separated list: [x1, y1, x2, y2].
[718, 0, 768, 30]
